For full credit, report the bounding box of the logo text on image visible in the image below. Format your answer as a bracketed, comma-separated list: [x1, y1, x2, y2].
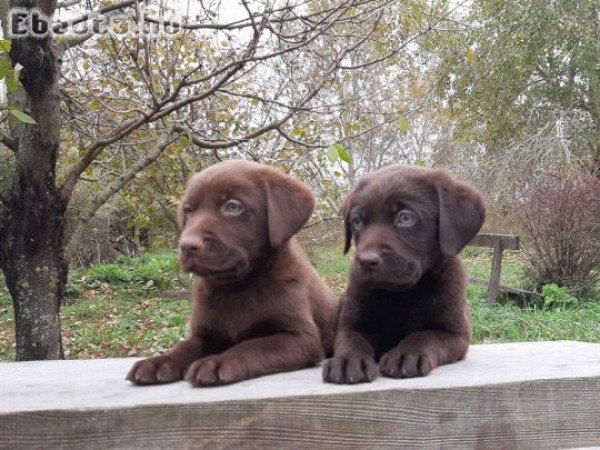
[7, 8, 183, 39]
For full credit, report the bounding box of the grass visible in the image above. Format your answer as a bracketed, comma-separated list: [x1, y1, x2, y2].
[0, 247, 598, 361]
[0, 252, 193, 361]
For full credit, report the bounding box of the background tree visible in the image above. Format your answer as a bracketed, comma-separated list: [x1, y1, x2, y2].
[435, 0, 600, 163]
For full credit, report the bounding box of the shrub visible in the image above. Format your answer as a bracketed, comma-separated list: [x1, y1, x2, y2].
[517, 168, 600, 295]
[541, 283, 578, 309]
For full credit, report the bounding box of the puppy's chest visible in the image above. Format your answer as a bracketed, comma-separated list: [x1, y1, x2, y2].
[358, 289, 440, 334]
[196, 285, 287, 345]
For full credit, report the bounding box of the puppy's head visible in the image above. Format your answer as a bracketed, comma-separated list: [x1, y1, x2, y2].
[343, 165, 485, 289]
[178, 160, 314, 282]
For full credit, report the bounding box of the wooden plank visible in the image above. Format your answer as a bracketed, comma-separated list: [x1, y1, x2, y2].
[487, 242, 504, 304]
[469, 233, 520, 250]
[1, 342, 599, 449]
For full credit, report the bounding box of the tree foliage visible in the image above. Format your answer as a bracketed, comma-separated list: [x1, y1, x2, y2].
[436, 0, 600, 162]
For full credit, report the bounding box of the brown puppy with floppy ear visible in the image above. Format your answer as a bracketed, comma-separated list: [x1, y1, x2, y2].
[323, 165, 485, 384]
[127, 160, 338, 386]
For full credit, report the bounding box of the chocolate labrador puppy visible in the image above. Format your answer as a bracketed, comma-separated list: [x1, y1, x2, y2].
[127, 160, 338, 386]
[323, 165, 485, 384]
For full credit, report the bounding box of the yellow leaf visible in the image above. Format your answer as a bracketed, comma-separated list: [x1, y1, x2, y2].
[398, 118, 410, 133]
[466, 48, 476, 63]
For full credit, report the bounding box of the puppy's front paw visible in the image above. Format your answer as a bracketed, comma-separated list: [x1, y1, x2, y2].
[126, 356, 185, 385]
[379, 349, 434, 379]
[185, 357, 248, 386]
[322, 356, 378, 384]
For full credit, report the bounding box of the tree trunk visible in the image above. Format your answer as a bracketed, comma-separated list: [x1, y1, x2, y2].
[0, 0, 66, 360]
[0, 70, 67, 359]
[2, 197, 67, 360]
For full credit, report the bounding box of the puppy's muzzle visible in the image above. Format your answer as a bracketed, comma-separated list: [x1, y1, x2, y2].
[354, 244, 422, 288]
[179, 234, 245, 276]
[180, 235, 214, 254]
[357, 250, 383, 270]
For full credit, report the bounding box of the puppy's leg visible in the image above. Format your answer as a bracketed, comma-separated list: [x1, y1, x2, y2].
[127, 336, 205, 385]
[185, 331, 322, 386]
[322, 327, 378, 384]
[379, 330, 469, 378]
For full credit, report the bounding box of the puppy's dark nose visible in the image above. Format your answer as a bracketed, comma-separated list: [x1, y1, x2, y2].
[179, 236, 203, 254]
[357, 251, 382, 269]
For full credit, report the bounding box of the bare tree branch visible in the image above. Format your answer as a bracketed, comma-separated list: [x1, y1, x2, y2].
[175, 17, 380, 150]
[57, 0, 84, 8]
[275, 127, 327, 149]
[53, 0, 144, 32]
[54, 32, 94, 54]
[141, 0, 382, 32]
[65, 127, 179, 256]
[58, 9, 266, 201]
[58, 0, 390, 208]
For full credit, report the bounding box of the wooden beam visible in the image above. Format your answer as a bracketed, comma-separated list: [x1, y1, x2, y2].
[487, 241, 504, 304]
[467, 233, 521, 304]
[1, 342, 599, 449]
[469, 233, 520, 251]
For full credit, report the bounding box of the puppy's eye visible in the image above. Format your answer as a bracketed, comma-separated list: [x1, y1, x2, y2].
[222, 199, 245, 216]
[396, 210, 416, 227]
[350, 215, 363, 229]
[182, 205, 192, 216]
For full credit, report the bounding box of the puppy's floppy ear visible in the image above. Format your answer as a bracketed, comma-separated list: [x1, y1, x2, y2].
[342, 193, 353, 254]
[435, 171, 486, 257]
[264, 171, 315, 248]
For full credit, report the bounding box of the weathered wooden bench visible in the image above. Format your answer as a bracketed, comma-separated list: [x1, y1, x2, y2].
[1, 341, 599, 449]
[468, 233, 520, 304]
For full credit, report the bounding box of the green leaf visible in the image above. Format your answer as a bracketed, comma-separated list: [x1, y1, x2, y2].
[0, 57, 21, 92]
[8, 108, 36, 124]
[327, 144, 351, 165]
[337, 146, 352, 164]
[415, 160, 427, 167]
[5, 74, 20, 93]
[398, 118, 410, 133]
[0, 40, 11, 53]
[411, 4, 423, 26]
[292, 127, 306, 138]
[250, 98, 259, 107]
[466, 48, 476, 63]
[0, 56, 11, 78]
[179, 135, 190, 147]
[327, 146, 339, 164]
[216, 111, 230, 122]
[90, 101, 101, 111]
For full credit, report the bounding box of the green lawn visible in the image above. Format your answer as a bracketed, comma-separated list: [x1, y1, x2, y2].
[0, 247, 598, 361]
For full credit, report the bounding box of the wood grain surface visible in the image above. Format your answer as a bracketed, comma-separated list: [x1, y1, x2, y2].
[1, 341, 599, 449]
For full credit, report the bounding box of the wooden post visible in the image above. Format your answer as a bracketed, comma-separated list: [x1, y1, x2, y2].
[487, 241, 503, 305]
[468, 234, 520, 304]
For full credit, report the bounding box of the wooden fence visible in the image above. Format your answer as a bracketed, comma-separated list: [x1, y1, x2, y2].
[468, 233, 521, 304]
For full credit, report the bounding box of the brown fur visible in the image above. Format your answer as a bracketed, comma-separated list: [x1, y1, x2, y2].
[127, 160, 338, 386]
[323, 165, 485, 384]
